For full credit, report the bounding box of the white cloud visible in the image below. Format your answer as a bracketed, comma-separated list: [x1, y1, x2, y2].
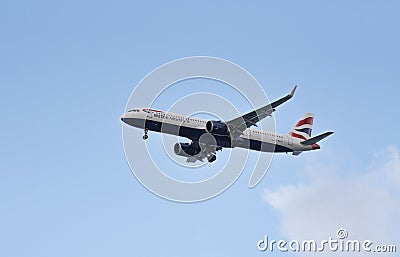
[263, 146, 400, 256]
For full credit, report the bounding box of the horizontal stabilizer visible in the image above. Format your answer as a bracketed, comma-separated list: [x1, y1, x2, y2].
[300, 131, 334, 146]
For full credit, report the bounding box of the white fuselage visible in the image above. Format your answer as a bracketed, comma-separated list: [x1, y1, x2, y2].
[121, 108, 319, 154]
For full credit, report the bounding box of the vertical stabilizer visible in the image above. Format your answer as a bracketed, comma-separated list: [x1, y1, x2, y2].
[289, 113, 314, 140]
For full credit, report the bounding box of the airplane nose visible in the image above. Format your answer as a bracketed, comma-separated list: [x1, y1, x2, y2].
[120, 115, 125, 122]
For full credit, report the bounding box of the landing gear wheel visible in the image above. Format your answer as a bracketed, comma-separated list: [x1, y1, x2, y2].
[143, 129, 148, 140]
[208, 154, 217, 163]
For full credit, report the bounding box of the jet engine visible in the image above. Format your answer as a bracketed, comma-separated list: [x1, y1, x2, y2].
[205, 121, 230, 136]
[173, 143, 201, 157]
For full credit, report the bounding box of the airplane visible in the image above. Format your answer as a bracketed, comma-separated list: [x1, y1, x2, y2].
[120, 86, 333, 163]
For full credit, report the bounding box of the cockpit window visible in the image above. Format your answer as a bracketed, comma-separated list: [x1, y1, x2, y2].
[128, 109, 139, 112]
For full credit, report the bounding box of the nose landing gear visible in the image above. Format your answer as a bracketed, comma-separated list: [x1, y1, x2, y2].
[143, 128, 149, 140]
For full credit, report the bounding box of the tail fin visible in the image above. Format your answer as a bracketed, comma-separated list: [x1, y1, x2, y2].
[289, 113, 314, 141]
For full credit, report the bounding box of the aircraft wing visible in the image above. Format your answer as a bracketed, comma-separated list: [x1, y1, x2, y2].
[226, 86, 297, 138]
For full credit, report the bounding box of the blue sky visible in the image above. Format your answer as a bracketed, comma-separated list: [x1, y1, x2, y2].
[1, 1, 399, 256]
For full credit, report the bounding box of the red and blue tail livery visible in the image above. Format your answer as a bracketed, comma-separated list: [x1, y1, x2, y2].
[289, 113, 314, 140]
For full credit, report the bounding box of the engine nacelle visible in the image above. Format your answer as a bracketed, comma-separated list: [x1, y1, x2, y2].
[174, 143, 201, 157]
[205, 120, 230, 136]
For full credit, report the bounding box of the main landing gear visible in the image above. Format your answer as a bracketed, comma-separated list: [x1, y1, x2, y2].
[208, 154, 217, 163]
[143, 128, 148, 140]
[207, 146, 221, 163]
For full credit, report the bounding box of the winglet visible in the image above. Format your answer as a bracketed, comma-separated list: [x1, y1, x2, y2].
[289, 85, 297, 97]
[270, 85, 297, 109]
